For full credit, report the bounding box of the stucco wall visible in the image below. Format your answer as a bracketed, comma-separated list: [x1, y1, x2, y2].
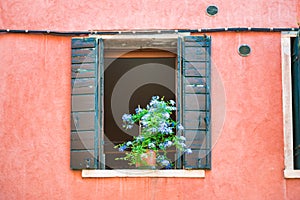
[0, 0, 300, 199]
[0, 0, 299, 30]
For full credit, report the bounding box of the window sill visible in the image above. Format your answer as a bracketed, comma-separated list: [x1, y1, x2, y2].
[82, 169, 205, 178]
[284, 170, 300, 178]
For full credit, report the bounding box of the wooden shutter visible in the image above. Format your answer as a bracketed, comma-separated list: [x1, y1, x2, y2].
[292, 32, 300, 169]
[71, 37, 100, 169]
[178, 36, 211, 169]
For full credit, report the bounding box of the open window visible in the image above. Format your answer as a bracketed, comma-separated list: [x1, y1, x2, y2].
[104, 45, 177, 169]
[71, 35, 211, 170]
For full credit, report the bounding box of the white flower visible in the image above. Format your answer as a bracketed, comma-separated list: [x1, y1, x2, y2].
[164, 141, 173, 147]
[186, 148, 192, 154]
[163, 112, 170, 118]
[135, 107, 142, 113]
[148, 143, 155, 148]
[169, 100, 175, 105]
[161, 160, 170, 166]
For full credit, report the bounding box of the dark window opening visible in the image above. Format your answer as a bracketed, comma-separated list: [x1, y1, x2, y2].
[291, 36, 300, 169]
[104, 56, 176, 169]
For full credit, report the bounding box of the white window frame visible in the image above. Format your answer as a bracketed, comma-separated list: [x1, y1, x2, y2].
[281, 31, 300, 178]
[82, 169, 205, 178]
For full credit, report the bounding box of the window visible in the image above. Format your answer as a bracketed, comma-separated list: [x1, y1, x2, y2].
[70, 35, 211, 171]
[282, 31, 300, 178]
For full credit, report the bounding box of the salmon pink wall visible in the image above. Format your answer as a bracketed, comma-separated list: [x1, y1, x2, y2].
[0, 0, 299, 30]
[0, 0, 300, 199]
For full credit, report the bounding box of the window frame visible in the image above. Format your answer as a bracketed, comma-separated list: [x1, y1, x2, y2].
[71, 33, 211, 176]
[281, 31, 300, 178]
[82, 169, 205, 178]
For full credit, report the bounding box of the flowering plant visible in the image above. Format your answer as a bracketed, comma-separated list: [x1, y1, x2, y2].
[115, 96, 192, 169]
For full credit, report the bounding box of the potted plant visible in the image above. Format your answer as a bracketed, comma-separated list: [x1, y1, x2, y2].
[115, 96, 192, 169]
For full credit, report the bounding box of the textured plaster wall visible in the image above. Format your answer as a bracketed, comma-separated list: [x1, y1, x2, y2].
[0, 0, 299, 30]
[0, 0, 300, 199]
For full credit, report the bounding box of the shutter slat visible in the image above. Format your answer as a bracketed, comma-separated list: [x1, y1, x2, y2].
[185, 130, 207, 149]
[185, 85, 206, 94]
[72, 48, 96, 56]
[72, 78, 95, 94]
[71, 112, 95, 131]
[183, 111, 207, 129]
[72, 38, 96, 48]
[72, 63, 96, 78]
[72, 56, 96, 64]
[71, 151, 95, 169]
[184, 150, 210, 169]
[71, 131, 95, 150]
[71, 95, 95, 111]
[179, 36, 211, 169]
[184, 47, 207, 61]
[184, 94, 206, 110]
[184, 61, 207, 77]
[71, 37, 99, 169]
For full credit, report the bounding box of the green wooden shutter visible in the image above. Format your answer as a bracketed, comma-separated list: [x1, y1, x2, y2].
[292, 31, 300, 169]
[71, 37, 100, 169]
[178, 36, 211, 169]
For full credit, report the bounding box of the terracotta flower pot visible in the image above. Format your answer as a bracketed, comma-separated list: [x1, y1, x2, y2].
[135, 150, 156, 169]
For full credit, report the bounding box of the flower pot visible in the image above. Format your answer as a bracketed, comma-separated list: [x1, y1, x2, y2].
[135, 150, 156, 169]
